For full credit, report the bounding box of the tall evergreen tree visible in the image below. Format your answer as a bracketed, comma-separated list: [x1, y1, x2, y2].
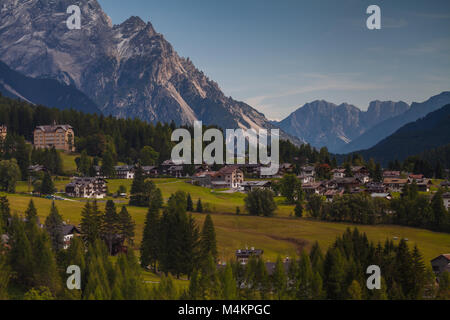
[129, 165, 147, 207]
[196, 198, 203, 213]
[101, 200, 119, 255]
[117, 206, 135, 246]
[140, 203, 160, 270]
[40, 172, 54, 195]
[200, 214, 217, 262]
[80, 201, 102, 245]
[44, 202, 64, 252]
[186, 193, 194, 212]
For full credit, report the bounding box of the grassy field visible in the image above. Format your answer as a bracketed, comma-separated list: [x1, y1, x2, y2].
[3, 184, 450, 264]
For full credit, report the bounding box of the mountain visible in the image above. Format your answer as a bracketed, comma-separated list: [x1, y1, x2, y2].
[355, 104, 450, 165]
[274, 100, 408, 152]
[338, 91, 450, 153]
[0, 0, 299, 143]
[0, 60, 102, 114]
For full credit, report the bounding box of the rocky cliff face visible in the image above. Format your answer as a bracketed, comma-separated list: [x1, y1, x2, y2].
[0, 0, 295, 140]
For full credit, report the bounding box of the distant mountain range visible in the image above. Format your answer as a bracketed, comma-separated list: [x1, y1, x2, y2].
[354, 104, 450, 165]
[338, 91, 450, 153]
[0, 0, 300, 144]
[0, 61, 101, 114]
[274, 92, 450, 153]
[273, 100, 409, 153]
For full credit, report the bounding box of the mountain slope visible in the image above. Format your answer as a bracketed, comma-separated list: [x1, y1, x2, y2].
[338, 91, 450, 153]
[275, 100, 408, 152]
[0, 0, 299, 142]
[355, 104, 450, 165]
[0, 61, 102, 114]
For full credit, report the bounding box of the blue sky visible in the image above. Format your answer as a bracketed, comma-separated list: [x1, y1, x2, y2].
[98, 0, 450, 120]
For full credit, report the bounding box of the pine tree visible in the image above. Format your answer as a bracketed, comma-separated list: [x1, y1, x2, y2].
[100, 150, 116, 178]
[8, 215, 34, 286]
[196, 198, 203, 213]
[221, 263, 237, 299]
[294, 201, 303, 218]
[272, 256, 287, 300]
[411, 245, 426, 299]
[186, 193, 194, 211]
[140, 203, 160, 270]
[117, 206, 135, 246]
[25, 199, 38, 228]
[347, 280, 362, 300]
[0, 196, 11, 231]
[101, 200, 119, 255]
[44, 202, 64, 252]
[200, 214, 217, 262]
[80, 201, 102, 245]
[40, 172, 54, 195]
[129, 165, 146, 206]
[431, 189, 448, 232]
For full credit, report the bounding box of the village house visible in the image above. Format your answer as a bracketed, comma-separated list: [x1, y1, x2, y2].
[212, 165, 244, 189]
[33, 121, 75, 152]
[351, 166, 370, 176]
[300, 165, 316, 178]
[238, 164, 261, 176]
[302, 182, 323, 195]
[383, 171, 402, 179]
[65, 177, 107, 199]
[142, 166, 159, 177]
[365, 182, 388, 194]
[240, 180, 272, 193]
[443, 193, 450, 210]
[324, 189, 344, 202]
[440, 181, 450, 188]
[0, 125, 6, 140]
[167, 165, 184, 178]
[409, 174, 424, 180]
[333, 177, 360, 190]
[331, 168, 346, 179]
[431, 254, 450, 276]
[297, 173, 315, 184]
[235, 248, 264, 265]
[115, 165, 135, 179]
[278, 163, 294, 175]
[383, 178, 408, 192]
[414, 178, 433, 192]
[62, 224, 81, 250]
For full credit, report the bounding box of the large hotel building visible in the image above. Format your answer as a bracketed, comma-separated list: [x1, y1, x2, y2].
[33, 122, 75, 152]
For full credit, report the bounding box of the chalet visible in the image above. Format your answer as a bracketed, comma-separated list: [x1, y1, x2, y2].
[297, 174, 314, 184]
[414, 179, 433, 192]
[65, 177, 107, 199]
[236, 248, 263, 265]
[409, 174, 424, 180]
[354, 173, 370, 184]
[167, 165, 184, 178]
[62, 224, 81, 250]
[241, 180, 271, 192]
[371, 193, 392, 200]
[238, 164, 260, 176]
[302, 182, 322, 195]
[28, 164, 47, 174]
[159, 160, 178, 175]
[212, 165, 244, 189]
[0, 125, 6, 140]
[142, 166, 158, 177]
[191, 171, 215, 188]
[351, 166, 369, 176]
[33, 121, 75, 152]
[334, 177, 360, 189]
[265, 258, 292, 276]
[331, 168, 346, 179]
[431, 254, 450, 276]
[324, 189, 344, 202]
[383, 178, 408, 192]
[279, 163, 294, 175]
[440, 181, 450, 188]
[443, 193, 450, 210]
[366, 182, 388, 194]
[383, 171, 401, 179]
[115, 165, 135, 179]
[300, 166, 316, 178]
